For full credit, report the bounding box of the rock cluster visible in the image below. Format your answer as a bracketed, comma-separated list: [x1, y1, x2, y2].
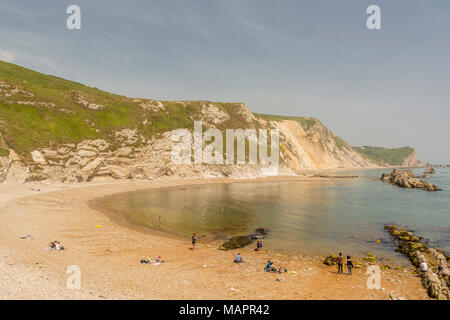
[323, 255, 339, 266]
[219, 228, 269, 250]
[424, 167, 436, 174]
[385, 225, 449, 300]
[220, 236, 252, 250]
[381, 169, 440, 191]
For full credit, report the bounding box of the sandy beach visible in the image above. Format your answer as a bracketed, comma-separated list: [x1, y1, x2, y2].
[0, 177, 430, 300]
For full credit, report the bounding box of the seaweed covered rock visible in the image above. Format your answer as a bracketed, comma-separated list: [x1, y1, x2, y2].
[363, 253, 376, 263]
[219, 235, 252, 250]
[381, 169, 440, 191]
[219, 228, 270, 250]
[324, 255, 338, 266]
[385, 224, 449, 300]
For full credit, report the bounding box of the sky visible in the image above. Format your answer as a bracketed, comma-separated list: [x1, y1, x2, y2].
[0, 0, 449, 164]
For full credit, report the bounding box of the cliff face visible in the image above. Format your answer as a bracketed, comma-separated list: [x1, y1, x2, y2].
[401, 150, 419, 167]
[0, 103, 375, 183]
[0, 61, 416, 183]
[258, 117, 374, 170]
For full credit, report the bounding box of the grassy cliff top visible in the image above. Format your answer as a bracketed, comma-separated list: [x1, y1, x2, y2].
[353, 146, 415, 166]
[253, 113, 319, 129]
[0, 61, 254, 158]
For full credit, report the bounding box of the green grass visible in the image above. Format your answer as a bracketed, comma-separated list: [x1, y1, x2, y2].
[353, 146, 415, 166]
[0, 61, 250, 160]
[253, 113, 318, 129]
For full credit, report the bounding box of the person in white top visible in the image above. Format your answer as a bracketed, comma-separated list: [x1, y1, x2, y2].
[420, 260, 428, 273]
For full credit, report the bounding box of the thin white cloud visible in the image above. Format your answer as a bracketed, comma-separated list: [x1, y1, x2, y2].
[0, 48, 15, 63]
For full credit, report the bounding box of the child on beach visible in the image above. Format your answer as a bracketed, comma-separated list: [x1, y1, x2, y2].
[337, 253, 344, 274]
[346, 256, 353, 275]
[256, 240, 262, 251]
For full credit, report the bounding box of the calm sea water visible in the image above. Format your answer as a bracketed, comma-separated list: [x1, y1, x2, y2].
[97, 168, 450, 262]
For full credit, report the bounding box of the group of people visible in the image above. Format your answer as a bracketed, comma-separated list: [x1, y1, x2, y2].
[264, 260, 287, 273]
[47, 241, 65, 251]
[140, 256, 164, 265]
[420, 258, 445, 275]
[255, 240, 263, 251]
[337, 253, 353, 275]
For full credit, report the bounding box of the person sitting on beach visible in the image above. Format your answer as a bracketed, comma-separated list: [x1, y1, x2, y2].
[420, 259, 428, 274]
[140, 257, 151, 264]
[234, 253, 244, 263]
[264, 260, 273, 272]
[277, 266, 287, 273]
[346, 256, 353, 275]
[436, 259, 444, 275]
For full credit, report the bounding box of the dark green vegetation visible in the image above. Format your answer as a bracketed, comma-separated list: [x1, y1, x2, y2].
[354, 146, 415, 166]
[0, 61, 257, 159]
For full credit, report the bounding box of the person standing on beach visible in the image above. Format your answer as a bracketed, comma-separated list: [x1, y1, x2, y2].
[337, 253, 344, 274]
[420, 259, 428, 275]
[437, 259, 444, 275]
[346, 256, 353, 275]
[192, 233, 197, 250]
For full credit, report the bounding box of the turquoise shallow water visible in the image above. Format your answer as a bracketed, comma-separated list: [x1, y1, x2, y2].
[99, 168, 450, 263]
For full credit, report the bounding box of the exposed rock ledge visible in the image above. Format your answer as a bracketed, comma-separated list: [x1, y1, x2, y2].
[385, 225, 449, 300]
[381, 169, 440, 191]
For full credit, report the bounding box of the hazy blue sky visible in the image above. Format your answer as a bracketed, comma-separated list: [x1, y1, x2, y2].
[1, 1, 449, 163]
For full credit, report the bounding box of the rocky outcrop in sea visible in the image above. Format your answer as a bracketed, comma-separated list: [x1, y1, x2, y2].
[424, 167, 436, 174]
[381, 169, 440, 191]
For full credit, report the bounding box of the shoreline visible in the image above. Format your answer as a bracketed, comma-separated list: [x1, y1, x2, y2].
[88, 175, 339, 247]
[0, 175, 430, 300]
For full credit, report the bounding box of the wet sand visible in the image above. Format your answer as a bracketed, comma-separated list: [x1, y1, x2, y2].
[0, 177, 430, 300]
